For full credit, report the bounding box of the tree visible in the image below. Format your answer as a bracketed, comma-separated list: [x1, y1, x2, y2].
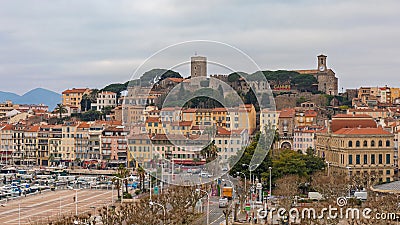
[137, 166, 146, 192]
[54, 104, 67, 120]
[80, 94, 91, 112]
[116, 164, 130, 196]
[101, 106, 113, 120]
[200, 140, 218, 163]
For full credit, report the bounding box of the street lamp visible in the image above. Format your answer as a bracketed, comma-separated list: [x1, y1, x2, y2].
[149, 201, 166, 225]
[196, 188, 210, 225]
[268, 167, 272, 197]
[236, 171, 247, 197]
[326, 161, 330, 176]
[68, 186, 79, 216]
[346, 166, 352, 197]
[242, 163, 259, 186]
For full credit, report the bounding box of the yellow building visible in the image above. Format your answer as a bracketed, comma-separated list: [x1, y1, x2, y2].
[260, 109, 279, 132]
[61, 123, 78, 165]
[316, 127, 394, 183]
[0, 100, 18, 118]
[212, 108, 228, 129]
[390, 87, 400, 101]
[62, 88, 91, 110]
[24, 126, 39, 166]
[48, 125, 62, 166]
[0, 124, 14, 164]
[127, 134, 152, 167]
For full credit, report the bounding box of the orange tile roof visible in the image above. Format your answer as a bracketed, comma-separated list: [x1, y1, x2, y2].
[212, 107, 227, 112]
[62, 88, 90, 94]
[334, 127, 391, 135]
[279, 108, 295, 118]
[333, 114, 372, 118]
[146, 117, 161, 123]
[1, 124, 14, 131]
[331, 119, 377, 132]
[304, 110, 318, 117]
[171, 121, 193, 126]
[166, 78, 184, 83]
[99, 91, 116, 95]
[77, 122, 90, 128]
[182, 108, 197, 113]
[217, 127, 231, 135]
[26, 126, 40, 132]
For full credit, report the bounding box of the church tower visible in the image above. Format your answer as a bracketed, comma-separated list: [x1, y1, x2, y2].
[317, 54, 327, 72]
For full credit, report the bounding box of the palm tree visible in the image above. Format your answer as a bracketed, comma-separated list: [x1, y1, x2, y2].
[111, 177, 121, 199]
[117, 164, 130, 194]
[137, 166, 146, 192]
[74, 158, 81, 168]
[48, 154, 55, 167]
[54, 104, 67, 120]
[200, 140, 218, 163]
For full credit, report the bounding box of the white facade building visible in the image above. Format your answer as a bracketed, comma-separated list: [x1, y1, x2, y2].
[96, 91, 117, 111]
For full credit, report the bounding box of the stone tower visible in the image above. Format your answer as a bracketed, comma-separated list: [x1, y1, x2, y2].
[317, 54, 327, 72]
[191, 56, 207, 78]
[316, 54, 338, 95]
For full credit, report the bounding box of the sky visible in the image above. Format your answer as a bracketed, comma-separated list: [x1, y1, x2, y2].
[0, 0, 399, 95]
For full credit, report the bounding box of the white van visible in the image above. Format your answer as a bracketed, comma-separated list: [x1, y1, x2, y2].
[308, 192, 323, 200]
[219, 198, 228, 208]
[354, 192, 367, 201]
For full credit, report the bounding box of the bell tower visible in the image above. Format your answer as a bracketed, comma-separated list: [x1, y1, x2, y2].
[317, 54, 327, 72]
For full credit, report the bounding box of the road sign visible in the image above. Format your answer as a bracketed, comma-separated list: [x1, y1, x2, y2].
[245, 203, 251, 212]
[154, 186, 159, 195]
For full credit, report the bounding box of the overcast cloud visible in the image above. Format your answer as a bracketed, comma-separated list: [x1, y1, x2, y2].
[0, 0, 399, 94]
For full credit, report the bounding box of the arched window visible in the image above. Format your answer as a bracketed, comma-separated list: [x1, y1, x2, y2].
[348, 141, 353, 147]
[356, 141, 360, 147]
[378, 140, 383, 147]
[371, 140, 375, 147]
[363, 140, 368, 147]
[386, 140, 390, 147]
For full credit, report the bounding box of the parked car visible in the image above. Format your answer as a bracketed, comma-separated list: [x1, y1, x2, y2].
[219, 198, 228, 208]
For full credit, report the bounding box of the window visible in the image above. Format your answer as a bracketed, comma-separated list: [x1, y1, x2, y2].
[363, 154, 368, 164]
[371, 140, 375, 147]
[356, 155, 360, 164]
[379, 154, 383, 164]
[363, 140, 367, 147]
[378, 140, 383, 147]
[386, 170, 391, 175]
[371, 154, 375, 164]
[386, 154, 390, 164]
[386, 140, 390, 147]
[356, 141, 360, 147]
[348, 141, 353, 147]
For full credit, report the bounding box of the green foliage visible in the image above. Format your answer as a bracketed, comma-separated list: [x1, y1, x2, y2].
[291, 74, 318, 92]
[102, 82, 128, 98]
[296, 96, 307, 106]
[324, 94, 335, 106]
[227, 72, 246, 82]
[140, 69, 181, 86]
[73, 110, 101, 121]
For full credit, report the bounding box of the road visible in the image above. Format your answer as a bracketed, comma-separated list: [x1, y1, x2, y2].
[0, 188, 116, 225]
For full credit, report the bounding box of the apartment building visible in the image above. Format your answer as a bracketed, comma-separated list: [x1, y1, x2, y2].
[62, 88, 91, 111]
[95, 91, 117, 111]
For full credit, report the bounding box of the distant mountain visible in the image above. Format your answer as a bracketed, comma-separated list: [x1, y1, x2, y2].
[0, 88, 61, 110]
